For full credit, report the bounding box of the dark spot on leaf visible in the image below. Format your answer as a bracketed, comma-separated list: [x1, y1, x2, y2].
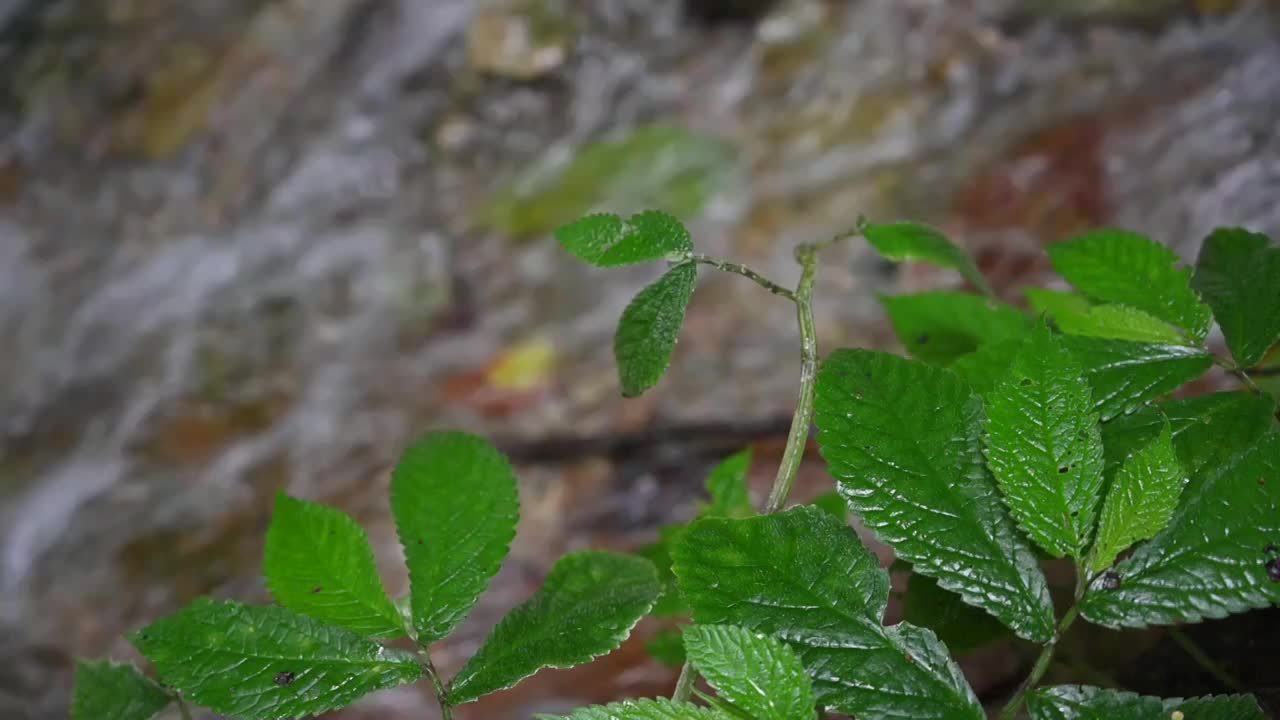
[1260, 477, 1267, 486]
[274, 671, 296, 687]
[1058, 465, 1070, 474]
[1020, 378, 1033, 386]
[311, 586, 323, 594]
[903, 653, 914, 663]
[1101, 571, 1121, 590]
[916, 334, 929, 345]
[1070, 510, 1079, 517]
[1264, 544, 1278, 555]
[1268, 558, 1280, 583]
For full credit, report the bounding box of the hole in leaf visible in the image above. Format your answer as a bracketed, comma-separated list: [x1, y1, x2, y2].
[1260, 477, 1268, 486]
[1101, 571, 1121, 590]
[311, 586, 323, 594]
[1058, 465, 1070, 474]
[1020, 378, 1033, 386]
[275, 671, 296, 687]
[1267, 558, 1280, 583]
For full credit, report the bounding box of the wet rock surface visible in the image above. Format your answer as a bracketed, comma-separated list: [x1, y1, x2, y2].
[1, 1, 1278, 717]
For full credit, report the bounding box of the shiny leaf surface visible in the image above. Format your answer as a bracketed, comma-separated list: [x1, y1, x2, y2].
[815, 350, 1055, 642]
[449, 551, 661, 703]
[615, 262, 698, 397]
[671, 507, 983, 720]
[131, 599, 421, 720]
[392, 432, 519, 643]
[1057, 336, 1212, 420]
[540, 698, 733, 720]
[983, 324, 1105, 559]
[1192, 227, 1280, 368]
[684, 624, 816, 720]
[1087, 425, 1185, 574]
[556, 211, 693, 267]
[1027, 685, 1265, 720]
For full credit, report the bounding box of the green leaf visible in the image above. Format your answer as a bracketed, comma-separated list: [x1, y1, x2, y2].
[131, 599, 421, 719]
[1192, 227, 1280, 368]
[1057, 336, 1213, 420]
[881, 292, 1031, 365]
[1087, 424, 1185, 573]
[449, 551, 661, 704]
[263, 494, 403, 638]
[671, 506, 984, 720]
[983, 324, 1105, 559]
[809, 490, 848, 521]
[814, 350, 1055, 642]
[1027, 685, 1265, 720]
[951, 336, 1025, 396]
[644, 627, 687, 667]
[902, 574, 1009, 655]
[615, 262, 698, 397]
[556, 211, 693, 267]
[1054, 304, 1187, 345]
[1100, 393, 1276, 486]
[1081, 431, 1280, 628]
[637, 525, 690, 618]
[1026, 288, 1092, 318]
[391, 431, 519, 643]
[683, 624, 816, 720]
[862, 221, 993, 296]
[72, 660, 171, 720]
[539, 698, 733, 720]
[702, 449, 754, 518]
[1048, 229, 1211, 341]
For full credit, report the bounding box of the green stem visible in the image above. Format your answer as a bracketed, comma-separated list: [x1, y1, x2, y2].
[420, 653, 454, 720]
[1000, 573, 1087, 720]
[1168, 627, 1247, 693]
[691, 253, 796, 301]
[174, 695, 194, 720]
[671, 661, 697, 703]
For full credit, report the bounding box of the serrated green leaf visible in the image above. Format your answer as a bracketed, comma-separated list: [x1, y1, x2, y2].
[1055, 304, 1187, 345]
[862, 221, 993, 296]
[902, 574, 1009, 655]
[1027, 685, 1265, 720]
[1026, 288, 1092, 318]
[951, 336, 1026, 396]
[131, 599, 421, 720]
[391, 431, 519, 643]
[1048, 229, 1211, 341]
[1100, 392, 1276, 484]
[814, 350, 1055, 642]
[637, 525, 690, 618]
[983, 324, 1105, 559]
[809, 490, 848, 521]
[1192, 227, 1280, 368]
[449, 551, 660, 704]
[881, 292, 1031, 365]
[671, 506, 984, 720]
[72, 660, 171, 720]
[263, 494, 403, 638]
[1082, 431, 1280, 628]
[1057, 336, 1213, 420]
[615, 262, 698, 397]
[702, 449, 754, 518]
[539, 698, 733, 720]
[684, 624, 816, 720]
[1087, 424, 1185, 573]
[645, 627, 687, 667]
[556, 211, 693, 267]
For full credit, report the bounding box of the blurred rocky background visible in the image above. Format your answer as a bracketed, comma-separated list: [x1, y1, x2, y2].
[1, 0, 1278, 718]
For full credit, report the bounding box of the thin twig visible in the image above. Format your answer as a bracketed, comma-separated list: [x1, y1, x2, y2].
[420, 653, 454, 720]
[174, 695, 195, 720]
[999, 575, 1087, 720]
[690, 253, 796, 300]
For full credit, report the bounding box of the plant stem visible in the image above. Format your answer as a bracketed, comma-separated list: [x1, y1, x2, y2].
[1168, 627, 1247, 693]
[673, 237, 837, 703]
[999, 604, 1081, 720]
[691, 253, 796, 301]
[174, 695, 194, 720]
[420, 653, 454, 720]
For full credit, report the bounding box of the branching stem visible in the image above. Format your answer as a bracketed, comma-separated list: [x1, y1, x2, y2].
[691, 254, 795, 300]
[999, 575, 1087, 720]
[420, 653, 454, 720]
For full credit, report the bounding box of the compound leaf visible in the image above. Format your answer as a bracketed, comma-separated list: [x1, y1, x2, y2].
[684, 624, 816, 720]
[540, 698, 733, 720]
[702, 448, 754, 518]
[881, 292, 1030, 365]
[1027, 685, 1265, 720]
[1087, 425, 1185, 574]
[983, 324, 1105, 559]
[862, 221, 993, 296]
[815, 350, 1055, 642]
[1048, 229, 1211, 341]
[264, 494, 403, 638]
[556, 211, 693, 267]
[1057, 336, 1212, 420]
[671, 506, 984, 720]
[1082, 431, 1280, 628]
[131, 599, 421, 720]
[449, 551, 660, 704]
[72, 660, 170, 720]
[615, 262, 698, 397]
[392, 432, 519, 643]
[1192, 227, 1280, 368]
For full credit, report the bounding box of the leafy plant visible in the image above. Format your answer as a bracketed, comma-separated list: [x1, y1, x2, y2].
[76, 213, 1279, 720]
